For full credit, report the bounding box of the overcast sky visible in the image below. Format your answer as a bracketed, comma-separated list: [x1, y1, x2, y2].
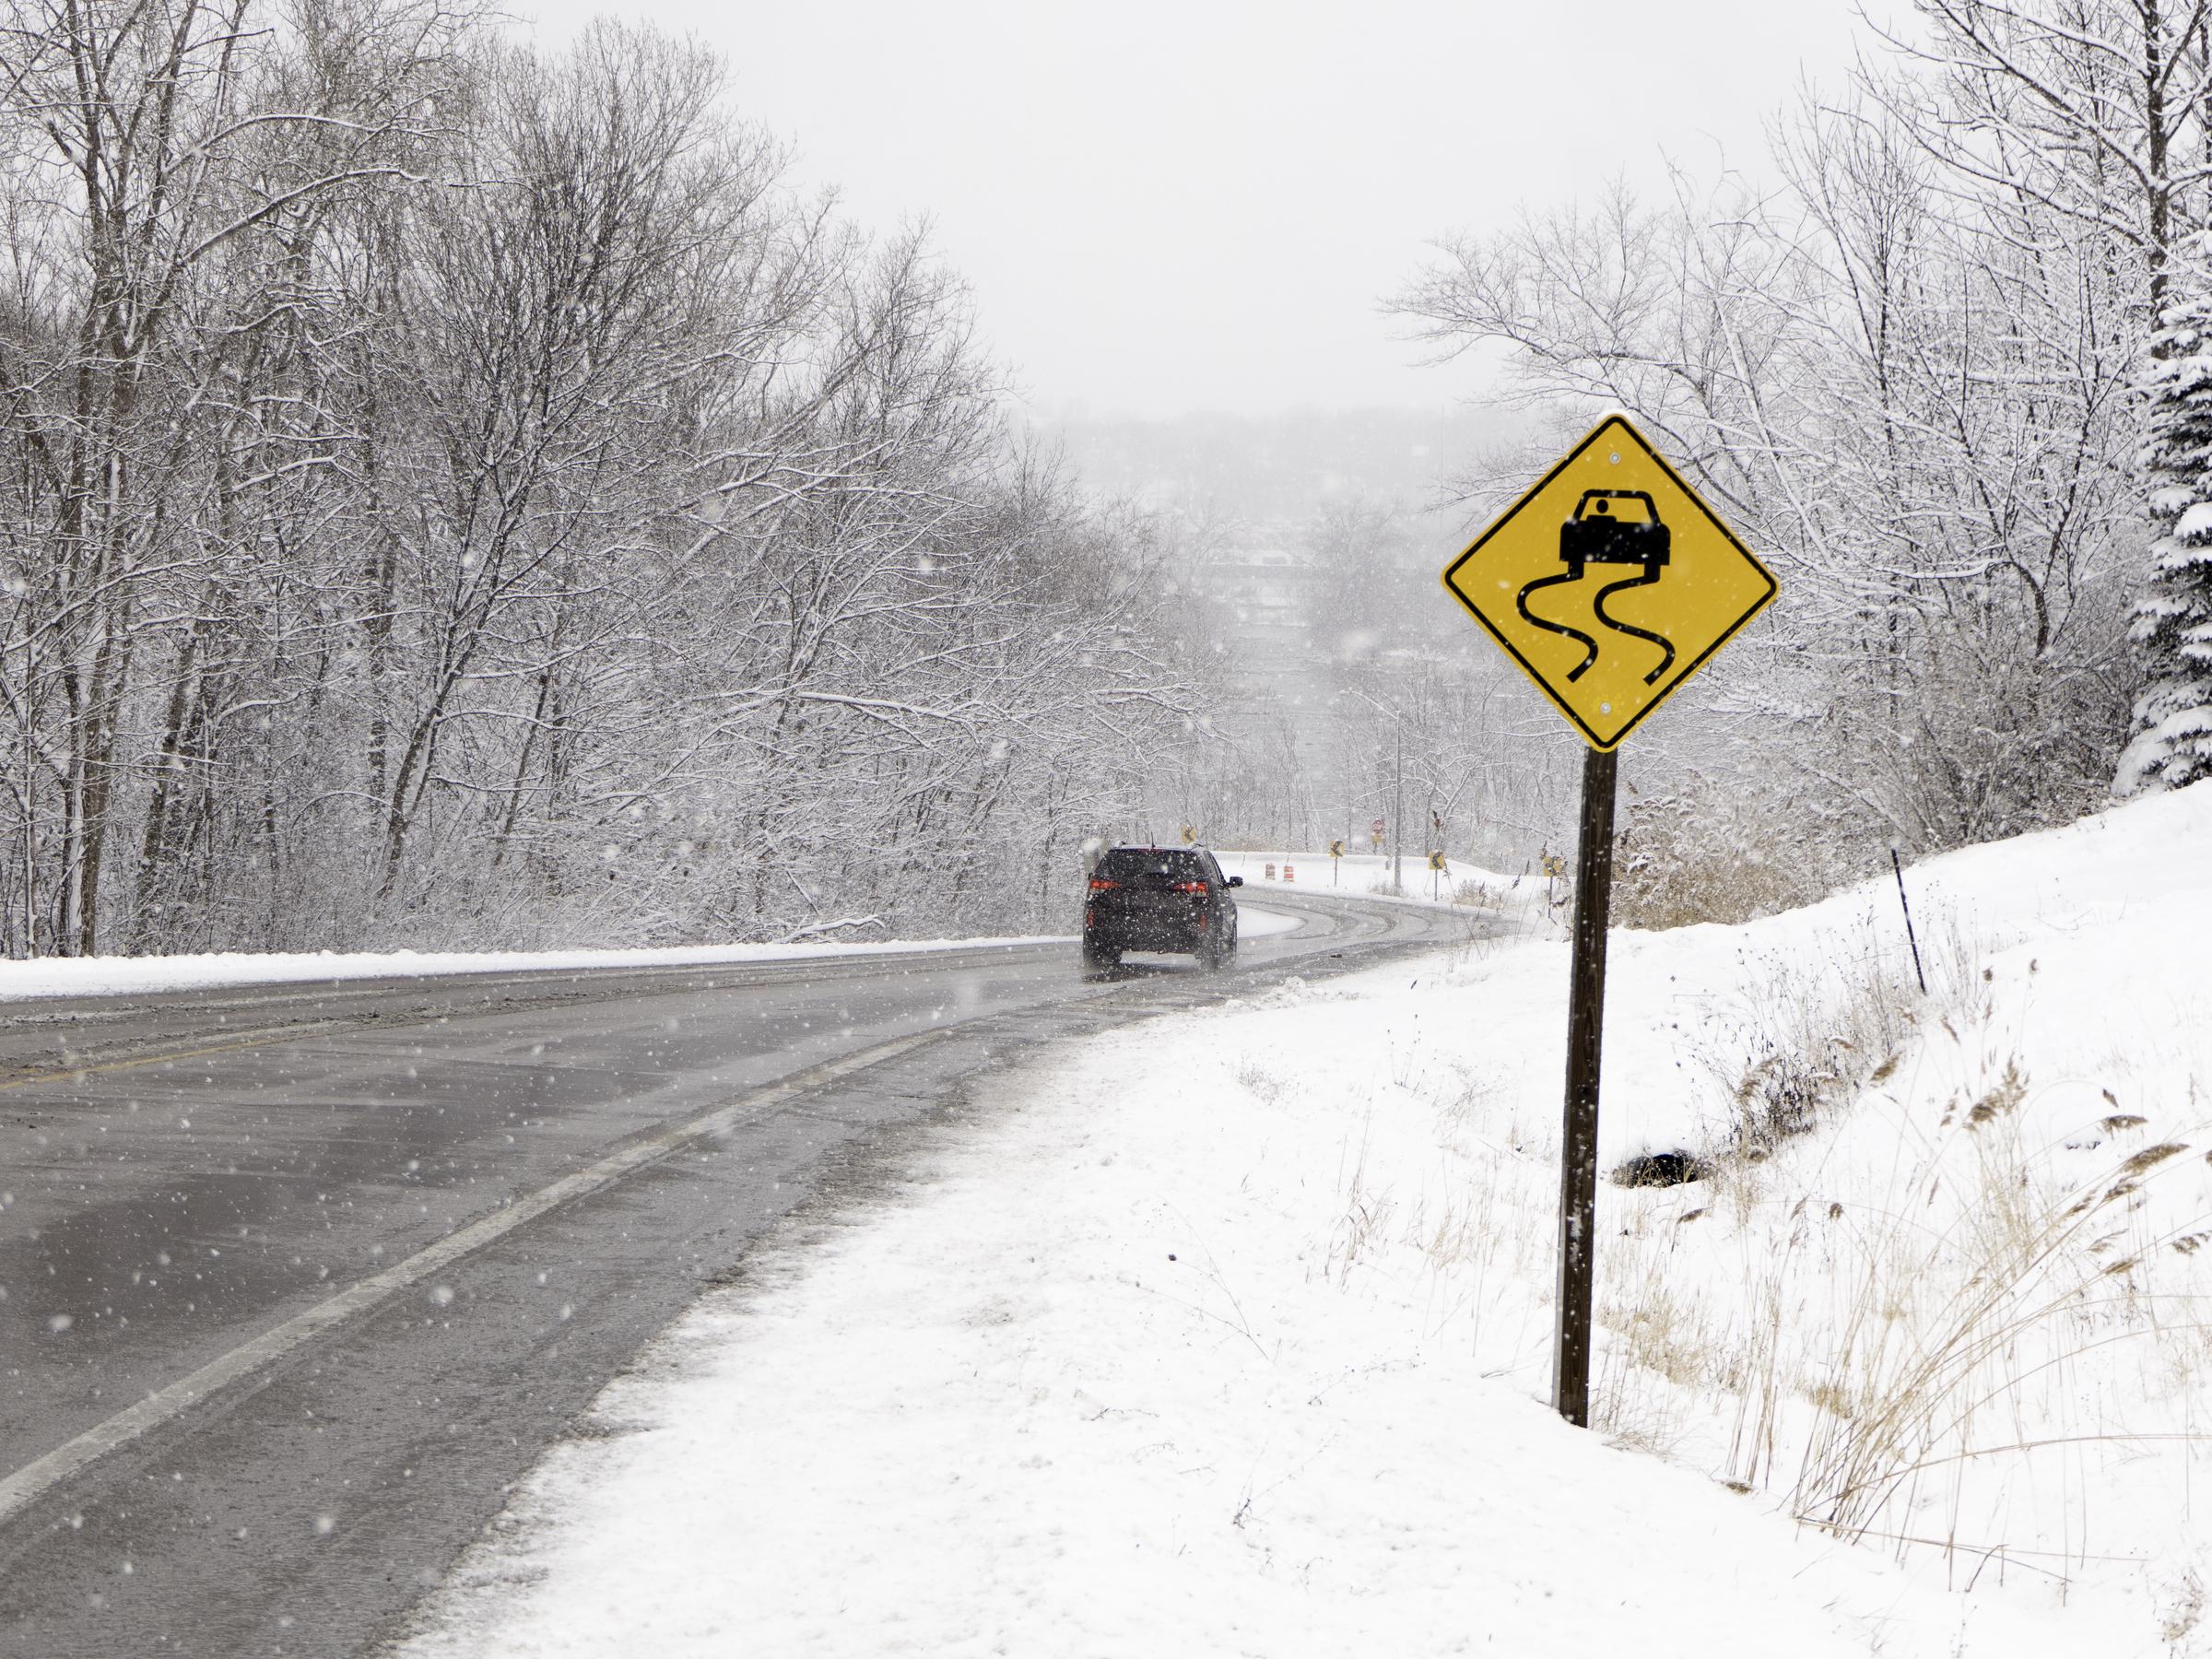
[522, 2, 1872, 421]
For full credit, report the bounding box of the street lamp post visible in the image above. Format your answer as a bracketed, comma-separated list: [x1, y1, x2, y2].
[1393, 725, 1404, 892]
[1332, 683, 1413, 895]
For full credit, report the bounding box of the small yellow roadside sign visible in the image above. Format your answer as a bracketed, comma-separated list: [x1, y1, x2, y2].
[1440, 415, 1776, 750]
[1427, 851, 1448, 872]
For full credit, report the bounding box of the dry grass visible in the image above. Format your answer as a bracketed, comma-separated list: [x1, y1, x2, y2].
[1289, 890, 2212, 1592]
[1660, 970, 2196, 1580]
[1610, 791, 1858, 929]
[1234, 1057, 1291, 1107]
[1783, 1118, 2206, 1547]
[1691, 902, 1976, 1165]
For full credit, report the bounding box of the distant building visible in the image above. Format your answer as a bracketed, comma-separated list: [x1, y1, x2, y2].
[1196, 546, 1319, 658]
[1192, 541, 1335, 794]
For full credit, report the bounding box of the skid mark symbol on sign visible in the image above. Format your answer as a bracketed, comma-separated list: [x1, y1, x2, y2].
[1517, 490, 1676, 686]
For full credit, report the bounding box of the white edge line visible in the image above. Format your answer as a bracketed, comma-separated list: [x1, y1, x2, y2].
[0, 1028, 946, 1524]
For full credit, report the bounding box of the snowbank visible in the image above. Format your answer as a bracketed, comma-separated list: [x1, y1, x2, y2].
[1230, 901, 1302, 939]
[0, 903, 1312, 1006]
[1216, 849, 1547, 928]
[0, 935, 1074, 1004]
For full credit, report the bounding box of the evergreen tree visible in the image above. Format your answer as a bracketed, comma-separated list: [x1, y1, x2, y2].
[2121, 229, 2212, 795]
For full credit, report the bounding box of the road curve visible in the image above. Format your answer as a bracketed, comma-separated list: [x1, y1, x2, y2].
[0, 891, 1496, 1656]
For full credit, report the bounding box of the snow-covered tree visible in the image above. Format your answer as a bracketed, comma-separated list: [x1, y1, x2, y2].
[1865, 0, 2212, 324]
[1398, 95, 2142, 859]
[2121, 229, 2212, 792]
[0, 6, 1205, 956]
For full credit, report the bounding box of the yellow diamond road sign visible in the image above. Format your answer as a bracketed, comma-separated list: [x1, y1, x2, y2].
[1440, 415, 1777, 750]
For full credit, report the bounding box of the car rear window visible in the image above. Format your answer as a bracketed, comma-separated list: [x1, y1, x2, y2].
[1096, 849, 1206, 882]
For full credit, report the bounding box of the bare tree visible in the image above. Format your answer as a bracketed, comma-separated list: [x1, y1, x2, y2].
[1398, 88, 2140, 858]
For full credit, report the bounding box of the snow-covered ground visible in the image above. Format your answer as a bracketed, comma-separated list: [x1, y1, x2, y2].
[1218, 847, 1526, 909]
[0, 902, 1313, 1005]
[394, 784, 2212, 1656]
[0, 935, 1077, 1003]
[1231, 901, 1302, 940]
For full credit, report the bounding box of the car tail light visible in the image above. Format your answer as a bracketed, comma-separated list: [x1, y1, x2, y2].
[1088, 878, 1119, 891]
[1172, 881, 1207, 895]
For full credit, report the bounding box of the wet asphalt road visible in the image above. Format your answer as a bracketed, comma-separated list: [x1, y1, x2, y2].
[0, 892, 1488, 1656]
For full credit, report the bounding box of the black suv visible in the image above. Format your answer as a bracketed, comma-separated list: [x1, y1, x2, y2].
[1082, 845, 1241, 972]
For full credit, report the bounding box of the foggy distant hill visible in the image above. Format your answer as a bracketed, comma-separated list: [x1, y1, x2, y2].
[1038, 406, 1530, 520]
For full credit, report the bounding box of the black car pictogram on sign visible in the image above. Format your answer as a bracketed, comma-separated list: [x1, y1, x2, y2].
[1513, 490, 1678, 686]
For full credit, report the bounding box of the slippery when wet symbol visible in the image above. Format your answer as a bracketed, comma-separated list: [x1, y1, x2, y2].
[1515, 490, 1677, 687]
[1438, 414, 1777, 751]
